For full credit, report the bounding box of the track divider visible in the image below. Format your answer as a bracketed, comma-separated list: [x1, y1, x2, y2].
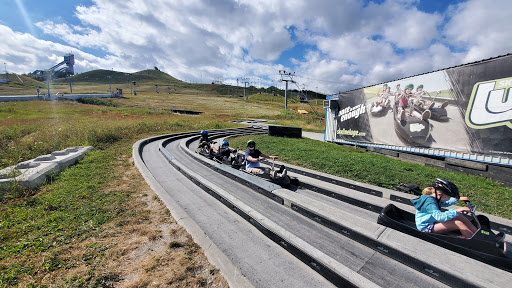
[134, 132, 255, 288]
[173, 129, 510, 288]
[261, 159, 512, 234]
[158, 131, 380, 288]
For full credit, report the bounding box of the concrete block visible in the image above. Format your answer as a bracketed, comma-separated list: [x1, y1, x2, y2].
[0, 161, 59, 189]
[268, 125, 302, 138]
[398, 153, 427, 165]
[424, 157, 446, 168]
[445, 158, 488, 171]
[445, 164, 487, 178]
[53, 147, 91, 169]
[487, 164, 512, 188]
[0, 146, 93, 190]
[355, 146, 367, 152]
[368, 147, 399, 158]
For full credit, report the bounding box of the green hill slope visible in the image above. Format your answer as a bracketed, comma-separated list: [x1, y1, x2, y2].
[0, 73, 46, 88]
[54, 69, 182, 85]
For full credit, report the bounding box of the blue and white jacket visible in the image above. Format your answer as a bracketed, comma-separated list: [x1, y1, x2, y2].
[410, 195, 458, 231]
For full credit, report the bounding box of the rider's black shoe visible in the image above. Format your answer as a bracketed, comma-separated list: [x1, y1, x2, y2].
[277, 165, 286, 174]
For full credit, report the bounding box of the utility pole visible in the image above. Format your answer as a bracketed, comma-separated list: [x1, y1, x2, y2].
[279, 70, 295, 110]
[107, 75, 112, 94]
[240, 77, 249, 100]
[46, 70, 51, 98]
[128, 74, 132, 95]
[109, 68, 113, 94]
[302, 84, 308, 100]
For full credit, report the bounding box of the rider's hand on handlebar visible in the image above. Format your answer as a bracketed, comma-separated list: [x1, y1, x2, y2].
[456, 207, 471, 214]
[458, 196, 470, 202]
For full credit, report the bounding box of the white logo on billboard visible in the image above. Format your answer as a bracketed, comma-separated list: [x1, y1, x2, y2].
[409, 123, 425, 132]
[466, 77, 512, 129]
[338, 104, 366, 123]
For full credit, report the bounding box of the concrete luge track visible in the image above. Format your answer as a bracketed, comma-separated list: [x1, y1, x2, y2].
[134, 127, 512, 287]
[135, 128, 337, 288]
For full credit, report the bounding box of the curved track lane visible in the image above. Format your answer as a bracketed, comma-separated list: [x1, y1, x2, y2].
[138, 130, 335, 288]
[135, 127, 512, 288]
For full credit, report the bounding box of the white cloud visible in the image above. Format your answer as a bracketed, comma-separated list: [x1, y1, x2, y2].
[361, 0, 442, 49]
[2, 0, 512, 94]
[0, 25, 124, 74]
[444, 0, 512, 63]
[28, 0, 297, 83]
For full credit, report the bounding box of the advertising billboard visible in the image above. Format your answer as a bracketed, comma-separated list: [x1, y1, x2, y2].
[332, 54, 512, 160]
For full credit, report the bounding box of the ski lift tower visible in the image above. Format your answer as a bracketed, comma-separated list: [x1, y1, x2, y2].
[48, 54, 75, 76]
[293, 80, 322, 118]
[279, 70, 295, 110]
[240, 77, 250, 100]
[45, 54, 75, 96]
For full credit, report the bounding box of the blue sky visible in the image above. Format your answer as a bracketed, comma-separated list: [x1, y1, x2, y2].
[1, 0, 511, 94]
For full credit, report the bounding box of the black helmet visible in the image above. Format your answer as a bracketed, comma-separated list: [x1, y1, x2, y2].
[247, 139, 256, 147]
[432, 178, 459, 198]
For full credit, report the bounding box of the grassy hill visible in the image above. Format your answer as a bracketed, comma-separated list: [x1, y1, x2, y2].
[248, 92, 300, 103]
[2, 69, 328, 102]
[0, 69, 187, 95]
[0, 74, 47, 95]
[53, 69, 182, 85]
[0, 73, 46, 88]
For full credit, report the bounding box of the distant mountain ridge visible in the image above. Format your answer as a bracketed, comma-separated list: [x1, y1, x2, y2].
[53, 69, 183, 84]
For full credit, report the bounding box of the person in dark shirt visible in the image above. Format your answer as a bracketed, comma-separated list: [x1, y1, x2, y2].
[244, 139, 286, 178]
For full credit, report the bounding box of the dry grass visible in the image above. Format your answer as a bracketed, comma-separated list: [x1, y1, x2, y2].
[33, 155, 229, 288]
[110, 161, 228, 288]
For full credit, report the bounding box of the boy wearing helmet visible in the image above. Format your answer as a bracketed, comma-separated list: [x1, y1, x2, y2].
[245, 140, 286, 178]
[397, 84, 413, 120]
[198, 130, 218, 154]
[397, 84, 431, 121]
[412, 84, 435, 110]
[413, 85, 449, 110]
[411, 179, 476, 238]
[213, 140, 234, 163]
[371, 84, 391, 108]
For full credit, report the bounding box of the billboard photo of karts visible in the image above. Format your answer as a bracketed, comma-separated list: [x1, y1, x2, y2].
[333, 54, 512, 160]
[363, 71, 471, 152]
